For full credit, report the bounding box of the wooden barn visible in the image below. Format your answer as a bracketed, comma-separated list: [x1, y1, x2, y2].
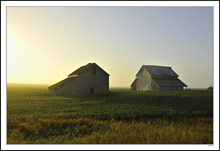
[131, 65, 187, 91]
[48, 63, 109, 96]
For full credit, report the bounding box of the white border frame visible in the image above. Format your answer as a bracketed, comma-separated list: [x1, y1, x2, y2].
[1, 1, 219, 150]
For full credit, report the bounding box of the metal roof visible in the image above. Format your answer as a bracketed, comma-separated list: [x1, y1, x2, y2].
[142, 65, 179, 77]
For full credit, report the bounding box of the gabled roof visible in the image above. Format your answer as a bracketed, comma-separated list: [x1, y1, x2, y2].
[136, 65, 178, 77]
[152, 78, 187, 87]
[68, 63, 110, 77]
[48, 77, 76, 91]
[68, 64, 89, 77]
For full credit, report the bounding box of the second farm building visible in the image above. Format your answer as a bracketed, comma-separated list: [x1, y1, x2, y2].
[131, 65, 187, 91]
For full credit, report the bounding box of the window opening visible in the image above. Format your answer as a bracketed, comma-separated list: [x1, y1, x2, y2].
[92, 66, 96, 75]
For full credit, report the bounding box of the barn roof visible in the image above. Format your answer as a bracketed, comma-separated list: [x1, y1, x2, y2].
[136, 65, 179, 77]
[68, 63, 110, 77]
[152, 78, 187, 87]
[48, 77, 76, 91]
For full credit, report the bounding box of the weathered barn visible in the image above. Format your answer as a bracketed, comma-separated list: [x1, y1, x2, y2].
[48, 63, 109, 96]
[131, 65, 187, 91]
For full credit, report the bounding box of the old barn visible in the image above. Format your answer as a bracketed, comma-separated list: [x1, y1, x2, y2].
[48, 63, 109, 96]
[131, 65, 187, 91]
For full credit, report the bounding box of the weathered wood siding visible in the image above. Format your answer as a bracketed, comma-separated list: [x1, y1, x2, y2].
[151, 80, 184, 91]
[131, 84, 136, 90]
[136, 68, 152, 91]
[151, 79, 159, 91]
[71, 65, 109, 96]
[131, 84, 135, 90]
[54, 79, 75, 96]
[159, 86, 183, 91]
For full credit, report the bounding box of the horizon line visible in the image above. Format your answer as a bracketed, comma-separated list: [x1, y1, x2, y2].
[6, 82, 210, 89]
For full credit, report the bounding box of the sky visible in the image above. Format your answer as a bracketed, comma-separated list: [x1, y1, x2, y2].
[7, 7, 213, 88]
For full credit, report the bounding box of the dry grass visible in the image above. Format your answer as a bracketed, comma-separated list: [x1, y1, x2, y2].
[7, 117, 213, 144]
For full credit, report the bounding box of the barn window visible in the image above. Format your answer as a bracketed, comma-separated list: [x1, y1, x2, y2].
[92, 66, 96, 75]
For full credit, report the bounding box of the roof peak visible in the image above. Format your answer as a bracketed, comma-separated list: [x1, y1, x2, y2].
[143, 65, 171, 68]
[88, 62, 96, 65]
[68, 62, 109, 77]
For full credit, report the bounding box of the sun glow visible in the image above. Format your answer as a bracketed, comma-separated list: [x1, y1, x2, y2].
[7, 35, 21, 81]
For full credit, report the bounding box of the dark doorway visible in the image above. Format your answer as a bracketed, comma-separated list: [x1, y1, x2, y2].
[90, 88, 94, 94]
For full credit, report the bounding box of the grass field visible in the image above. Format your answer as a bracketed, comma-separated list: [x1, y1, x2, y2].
[7, 83, 213, 144]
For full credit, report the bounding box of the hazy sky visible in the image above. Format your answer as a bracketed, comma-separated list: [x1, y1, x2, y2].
[7, 7, 213, 88]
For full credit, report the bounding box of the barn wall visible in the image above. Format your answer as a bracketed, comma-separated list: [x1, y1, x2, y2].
[136, 68, 152, 91]
[54, 79, 74, 96]
[159, 86, 183, 91]
[151, 80, 184, 91]
[131, 84, 136, 90]
[131, 87, 135, 90]
[151, 80, 159, 91]
[131, 79, 137, 90]
[71, 65, 109, 96]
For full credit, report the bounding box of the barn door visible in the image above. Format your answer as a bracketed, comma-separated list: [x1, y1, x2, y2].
[90, 88, 94, 94]
[90, 85, 94, 94]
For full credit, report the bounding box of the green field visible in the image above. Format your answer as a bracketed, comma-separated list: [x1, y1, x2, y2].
[7, 83, 213, 144]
